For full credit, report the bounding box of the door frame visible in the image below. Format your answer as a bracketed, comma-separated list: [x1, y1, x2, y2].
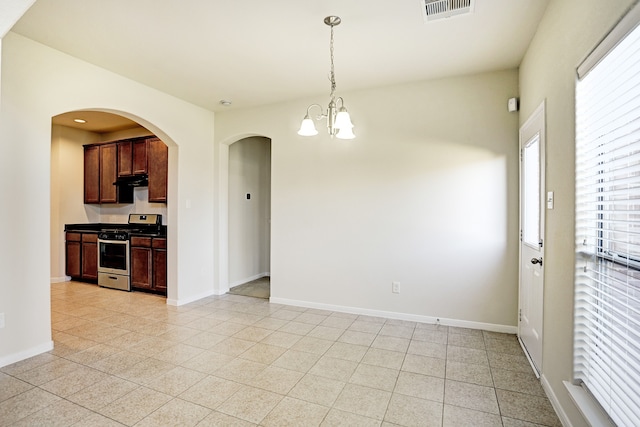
[518, 100, 546, 377]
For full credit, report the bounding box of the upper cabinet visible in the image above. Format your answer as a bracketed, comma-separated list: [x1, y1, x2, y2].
[84, 136, 168, 204]
[147, 138, 168, 203]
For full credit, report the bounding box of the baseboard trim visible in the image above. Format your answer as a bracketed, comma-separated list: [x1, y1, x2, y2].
[269, 297, 517, 333]
[0, 340, 54, 369]
[229, 272, 270, 289]
[167, 289, 217, 306]
[50, 276, 70, 283]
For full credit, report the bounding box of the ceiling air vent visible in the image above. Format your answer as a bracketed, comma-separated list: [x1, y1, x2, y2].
[422, 0, 475, 22]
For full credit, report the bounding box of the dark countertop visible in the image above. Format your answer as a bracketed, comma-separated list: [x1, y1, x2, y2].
[65, 223, 167, 238]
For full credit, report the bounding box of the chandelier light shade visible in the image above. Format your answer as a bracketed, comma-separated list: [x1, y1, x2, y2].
[298, 16, 355, 140]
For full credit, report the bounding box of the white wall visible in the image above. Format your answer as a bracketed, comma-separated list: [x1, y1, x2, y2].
[0, 32, 215, 366]
[518, 0, 635, 425]
[216, 69, 520, 329]
[228, 137, 271, 286]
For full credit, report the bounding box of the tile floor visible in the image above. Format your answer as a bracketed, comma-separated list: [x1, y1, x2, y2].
[0, 281, 562, 426]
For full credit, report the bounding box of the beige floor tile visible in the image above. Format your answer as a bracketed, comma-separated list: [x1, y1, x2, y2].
[278, 321, 317, 335]
[371, 335, 410, 352]
[289, 373, 346, 406]
[270, 309, 305, 321]
[444, 379, 499, 414]
[88, 350, 149, 375]
[197, 410, 257, 426]
[248, 365, 304, 395]
[295, 312, 330, 325]
[0, 372, 33, 403]
[0, 388, 61, 425]
[66, 343, 122, 365]
[214, 358, 267, 384]
[446, 345, 489, 366]
[232, 326, 274, 342]
[309, 325, 346, 341]
[292, 336, 334, 355]
[321, 316, 355, 330]
[208, 321, 249, 337]
[402, 354, 446, 378]
[151, 342, 205, 364]
[67, 376, 139, 411]
[271, 349, 321, 373]
[180, 350, 236, 374]
[379, 324, 415, 339]
[239, 343, 286, 364]
[97, 386, 172, 426]
[361, 348, 406, 370]
[182, 331, 228, 349]
[321, 408, 381, 426]
[394, 371, 444, 402]
[259, 331, 302, 348]
[486, 337, 524, 355]
[334, 383, 392, 421]
[116, 357, 176, 384]
[261, 396, 329, 426]
[209, 337, 256, 357]
[227, 312, 264, 326]
[412, 328, 448, 344]
[492, 367, 546, 396]
[496, 389, 562, 427]
[40, 365, 109, 397]
[443, 404, 503, 427]
[325, 342, 369, 362]
[72, 412, 128, 426]
[11, 399, 93, 427]
[217, 385, 283, 424]
[14, 358, 84, 386]
[348, 320, 383, 335]
[448, 326, 484, 337]
[145, 366, 208, 396]
[501, 416, 549, 427]
[447, 332, 486, 350]
[136, 398, 211, 426]
[309, 356, 359, 382]
[126, 336, 176, 356]
[179, 375, 242, 409]
[407, 340, 447, 359]
[349, 363, 399, 392]
[384, 393, 443, 427]
[487, 351, 533, 373]
[252, 317, 288, 330]
[446, 360, 494, 387]
[339, 330, 377, 347]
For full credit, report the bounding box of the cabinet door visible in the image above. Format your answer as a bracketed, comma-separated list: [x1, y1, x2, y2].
[118, 141, 133, 177]
[66, 241, 81, 278]
[147, 138, 168, 203]
[100, 144, 118, 203]
[81, 242, 98, 280]
[133, 140, 148, 175]
[84, 145, 100, 204]
[152, 249, 167, 294]
[131, 246, 152, 289]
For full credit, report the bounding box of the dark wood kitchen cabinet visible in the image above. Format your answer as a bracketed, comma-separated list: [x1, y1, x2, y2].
[118, 138, 148, 177]
[65, 232, 98, 281]
[83, 146, 100, 204]
[147, 138, 168, 203]
[84, 142, 133, 204]
[130, 236, 166, 294]
[99, 143, 118, 203]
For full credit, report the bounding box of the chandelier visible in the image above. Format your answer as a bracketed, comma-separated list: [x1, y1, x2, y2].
[298, 16, 355, 140]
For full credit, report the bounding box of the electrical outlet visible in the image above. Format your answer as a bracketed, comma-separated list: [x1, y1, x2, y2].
[0, 313, 5, 329]
[392, 282, 400, 294]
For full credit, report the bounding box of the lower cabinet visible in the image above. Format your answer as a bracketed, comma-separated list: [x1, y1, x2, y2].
[65, 232, 98, 281]
[130, 236, 167, 294]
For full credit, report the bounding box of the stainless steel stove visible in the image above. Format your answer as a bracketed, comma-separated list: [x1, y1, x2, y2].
[97, 214, 162, 291]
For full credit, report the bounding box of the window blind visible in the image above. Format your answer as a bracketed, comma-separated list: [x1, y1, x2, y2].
[574, 8, 640, 427]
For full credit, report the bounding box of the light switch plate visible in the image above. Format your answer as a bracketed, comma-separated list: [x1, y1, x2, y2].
[547, 191, 554, 209]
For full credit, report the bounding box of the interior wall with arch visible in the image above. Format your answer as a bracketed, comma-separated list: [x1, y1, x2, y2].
[0, 32, 215, 366]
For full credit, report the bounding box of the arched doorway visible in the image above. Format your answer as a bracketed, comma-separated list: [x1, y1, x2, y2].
[49, 110, 178, 299]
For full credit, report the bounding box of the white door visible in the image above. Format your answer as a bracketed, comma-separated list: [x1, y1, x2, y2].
[519, 102, 546, 376]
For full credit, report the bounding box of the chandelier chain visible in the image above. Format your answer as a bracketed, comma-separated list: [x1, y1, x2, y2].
[329, 22, 336, 100]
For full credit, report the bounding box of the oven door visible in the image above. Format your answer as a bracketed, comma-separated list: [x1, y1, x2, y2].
[98, 239, 130, 275]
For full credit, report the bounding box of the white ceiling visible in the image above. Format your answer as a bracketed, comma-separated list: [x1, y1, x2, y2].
[12, 0, 550, 113]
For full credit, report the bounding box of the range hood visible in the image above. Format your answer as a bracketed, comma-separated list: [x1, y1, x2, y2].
[114, 174, 148, 187]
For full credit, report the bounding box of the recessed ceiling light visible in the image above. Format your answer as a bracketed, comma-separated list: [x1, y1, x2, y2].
[219, 100, 232, 106]
[73, 118, 87, 123]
